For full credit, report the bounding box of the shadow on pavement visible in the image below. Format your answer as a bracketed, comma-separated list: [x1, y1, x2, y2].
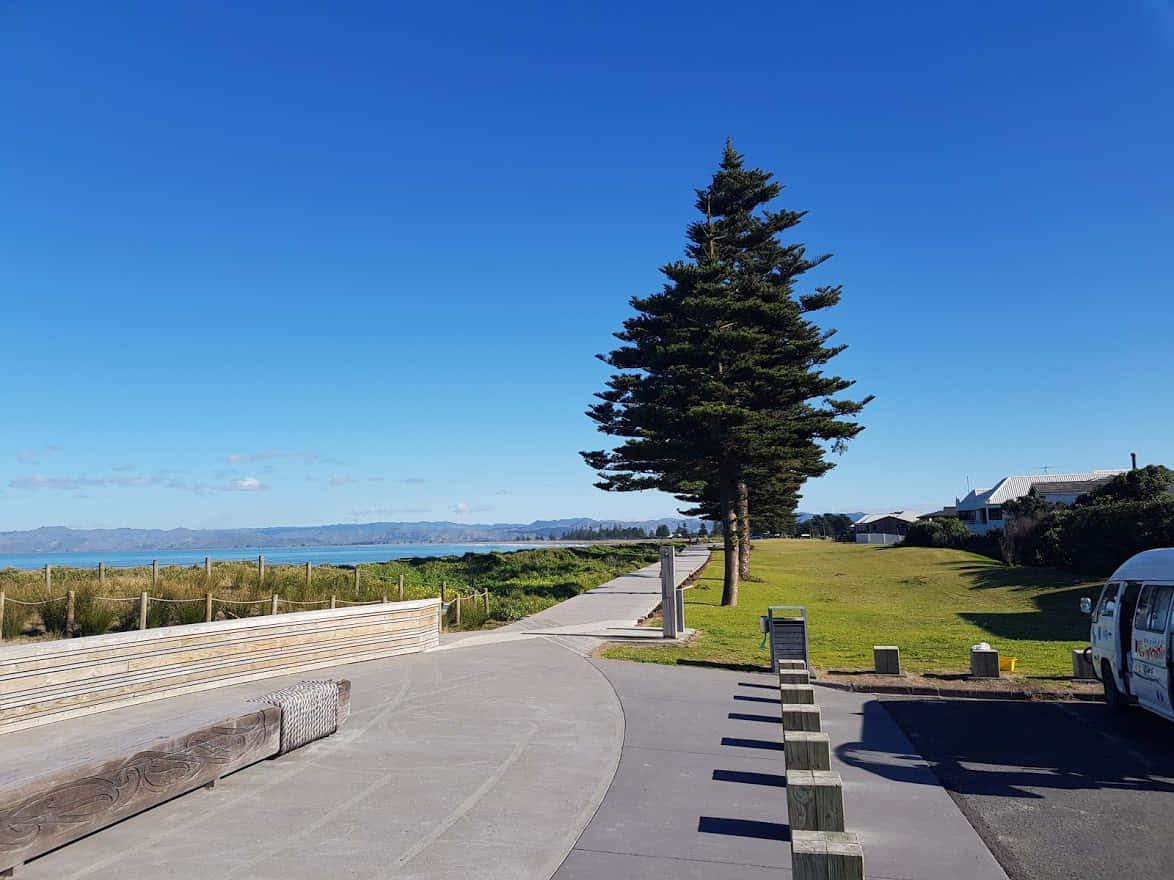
[867, 698, 1174, 799]
[712, 769, 787, 787]
[720, 736, 785, 752]
[733, 694, 781, 705]
[697, 817, 790, 841]
[728, 711, 779, 723]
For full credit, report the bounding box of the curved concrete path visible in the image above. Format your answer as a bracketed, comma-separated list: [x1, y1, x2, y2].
[11, 549, 709, 880]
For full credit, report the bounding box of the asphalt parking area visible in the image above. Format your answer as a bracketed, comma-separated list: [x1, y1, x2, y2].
[880, 698, 1174, 880]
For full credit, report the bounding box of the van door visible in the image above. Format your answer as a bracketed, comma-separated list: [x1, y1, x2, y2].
[1091, 582, 1120, 677]
[1131, 584, 1174, 720]
[1119, 580, 1144, 693]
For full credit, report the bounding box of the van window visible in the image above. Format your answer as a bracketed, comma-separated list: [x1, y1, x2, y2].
[1098, 582, 1120, 619]
[1134, 585, 1154, 633]
[1139, 586, 1174, 634]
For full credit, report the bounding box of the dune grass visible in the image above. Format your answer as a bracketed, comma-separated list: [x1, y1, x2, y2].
[0, 544, 664, 640]
[601, 539, 1101, 678]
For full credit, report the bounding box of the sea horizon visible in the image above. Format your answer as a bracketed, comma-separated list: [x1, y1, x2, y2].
[0, 542, 560, 571]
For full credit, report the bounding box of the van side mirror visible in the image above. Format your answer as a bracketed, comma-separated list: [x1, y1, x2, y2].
[1080, 597, 1092, 614]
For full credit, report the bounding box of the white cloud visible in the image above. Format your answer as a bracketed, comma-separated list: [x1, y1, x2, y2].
[230, 477, 265, 491]
[452, 501, 494, 516]
[329, 473, 356, 486]
[225, 449, 318, 464]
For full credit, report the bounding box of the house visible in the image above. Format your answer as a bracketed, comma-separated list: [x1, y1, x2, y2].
[954, 470, 1127, 534]
[852, 511, 921, 545]
[918, 506, 957, 520]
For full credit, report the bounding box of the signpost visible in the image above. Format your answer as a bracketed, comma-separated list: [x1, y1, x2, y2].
[660, 547, 681, 639]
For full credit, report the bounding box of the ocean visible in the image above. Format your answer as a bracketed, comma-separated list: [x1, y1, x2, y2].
[0, 543, 550, 571]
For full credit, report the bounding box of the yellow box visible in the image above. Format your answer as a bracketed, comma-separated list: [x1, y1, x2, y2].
[999, 657, 1017, 672]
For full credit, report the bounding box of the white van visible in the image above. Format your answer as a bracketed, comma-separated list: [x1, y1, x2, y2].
[1086, 548, 1174, 718]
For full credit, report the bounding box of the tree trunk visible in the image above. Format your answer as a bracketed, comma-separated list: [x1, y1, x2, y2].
[720, 467, 740, 607]
[737, 480, 751, 580]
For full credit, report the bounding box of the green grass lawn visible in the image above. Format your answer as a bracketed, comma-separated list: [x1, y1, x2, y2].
[602, 539, 1102, 678]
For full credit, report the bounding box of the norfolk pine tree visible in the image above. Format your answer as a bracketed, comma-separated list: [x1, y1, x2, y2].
[583, 143, 870, 606]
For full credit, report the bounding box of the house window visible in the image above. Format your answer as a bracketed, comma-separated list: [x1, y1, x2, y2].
[958, 510, 976, 522]
[988, 507, 1002, 521]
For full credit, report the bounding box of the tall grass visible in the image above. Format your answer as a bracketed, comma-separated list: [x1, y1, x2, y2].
[0, 544, 667, 642]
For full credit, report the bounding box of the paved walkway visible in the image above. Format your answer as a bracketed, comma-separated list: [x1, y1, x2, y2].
[6, 547, 1007, 880]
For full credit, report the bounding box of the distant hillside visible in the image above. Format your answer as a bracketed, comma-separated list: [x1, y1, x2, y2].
[0, 517, 703, 554]
[796, 511, 867, 523]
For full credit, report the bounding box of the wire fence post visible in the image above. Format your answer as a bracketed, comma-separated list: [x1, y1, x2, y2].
[152, 560, 159, 590]
[354, 567, 360, 592]
[441, 581, 447, 604]
[0, 590, 5, 641]
[66, 590, 76, 638]
[398, 574, 404, 601]
[381, 595, 387, 604]
[455, 593, 461, 628]
[45, 564, 52, 594]
[330, 595, 337, 609]
[305, 561, 312, 587]
[205, 592, 213, 623]
[271, 594, 279, 615]
[204, 556, 211, 581]
[258, 555, 265, 587]
[138, 592, 149, 630]
[483, 589, 489, 613]
[98, 561, 105, 588]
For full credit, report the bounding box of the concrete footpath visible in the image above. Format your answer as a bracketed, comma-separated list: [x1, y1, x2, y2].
[8, 547, 1007, 880]
[555, 662, 1008, 880]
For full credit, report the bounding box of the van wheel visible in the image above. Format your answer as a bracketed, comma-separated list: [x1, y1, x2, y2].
[1102, 661, 1125, 711]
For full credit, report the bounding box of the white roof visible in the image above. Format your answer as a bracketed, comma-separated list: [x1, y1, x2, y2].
[956, 470, 1127, 511]
[854, 511, 921, 525]
[1109, 548, 1174, 583]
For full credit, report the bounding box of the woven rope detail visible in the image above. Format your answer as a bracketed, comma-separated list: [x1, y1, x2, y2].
[248, 680, 340, 754]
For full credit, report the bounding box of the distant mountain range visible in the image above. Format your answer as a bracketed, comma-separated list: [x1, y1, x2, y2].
[0, 518, 705, 554]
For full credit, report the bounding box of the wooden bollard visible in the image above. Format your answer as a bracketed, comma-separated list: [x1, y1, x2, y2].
[779, 683, 816, 704]
[781, 704, 821, 732]
[779, 669, 810, 685]
[205, 592, 214, 623]
[792, 830, 864, 880]
[778, 659, 807, 671]
[398, 574, 404, 601]
[138, 592, 149, 630]
[970, 647, 1000, 679]
[784, 731, 832, 771]
[874, 645, 901, 675]
[786, 770, 845, 832]
[65, 591, 76, 638]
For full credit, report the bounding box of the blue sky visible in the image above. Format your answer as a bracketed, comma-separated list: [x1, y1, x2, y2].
[2, 1, 1172, 531]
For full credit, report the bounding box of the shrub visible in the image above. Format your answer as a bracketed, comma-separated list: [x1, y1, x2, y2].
[72, 592, 120, 637]
[902, 517, 972, 549]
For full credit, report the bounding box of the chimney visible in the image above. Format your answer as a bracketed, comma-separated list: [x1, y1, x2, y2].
[1131, 452, 1138, 471]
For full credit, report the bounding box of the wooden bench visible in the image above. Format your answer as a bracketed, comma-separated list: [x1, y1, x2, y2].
[0, 679, 350, 875]
[0, 600, 438, 734]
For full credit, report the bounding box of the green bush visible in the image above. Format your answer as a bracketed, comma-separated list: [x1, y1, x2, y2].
[902, 517, 972, 549]
[72, 592, 120, 637]
[1037, 497, 1174, 576]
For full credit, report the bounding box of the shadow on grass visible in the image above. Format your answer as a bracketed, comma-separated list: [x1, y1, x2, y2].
[959, 584, 1090, 643]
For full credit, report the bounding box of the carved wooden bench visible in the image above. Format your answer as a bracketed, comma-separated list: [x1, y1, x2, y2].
[0, 679, 351, 875]
[0, 600, 438, 734]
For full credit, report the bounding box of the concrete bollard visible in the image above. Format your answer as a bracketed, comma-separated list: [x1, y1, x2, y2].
[779, 669, 811, 685]
[1072, 649, 1096, 680]
[970, 647, 1000, 679]
[873, 645, 901, 675]
[781, 704, 822, 732]
[786, 769, 846, 831]
[779, 684, 816, 705]
[785, 731, 832, 771]
[791, 830, 864, 880]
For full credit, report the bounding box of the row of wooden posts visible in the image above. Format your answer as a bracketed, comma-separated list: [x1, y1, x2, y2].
[37, 556, 362, 591]
[777, 660, 865, 880]
[0, 572, 490, 640]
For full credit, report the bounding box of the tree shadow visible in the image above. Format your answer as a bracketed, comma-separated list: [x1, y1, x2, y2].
[854, 699, 1174, 800]
[958, 583, 1090, 642]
